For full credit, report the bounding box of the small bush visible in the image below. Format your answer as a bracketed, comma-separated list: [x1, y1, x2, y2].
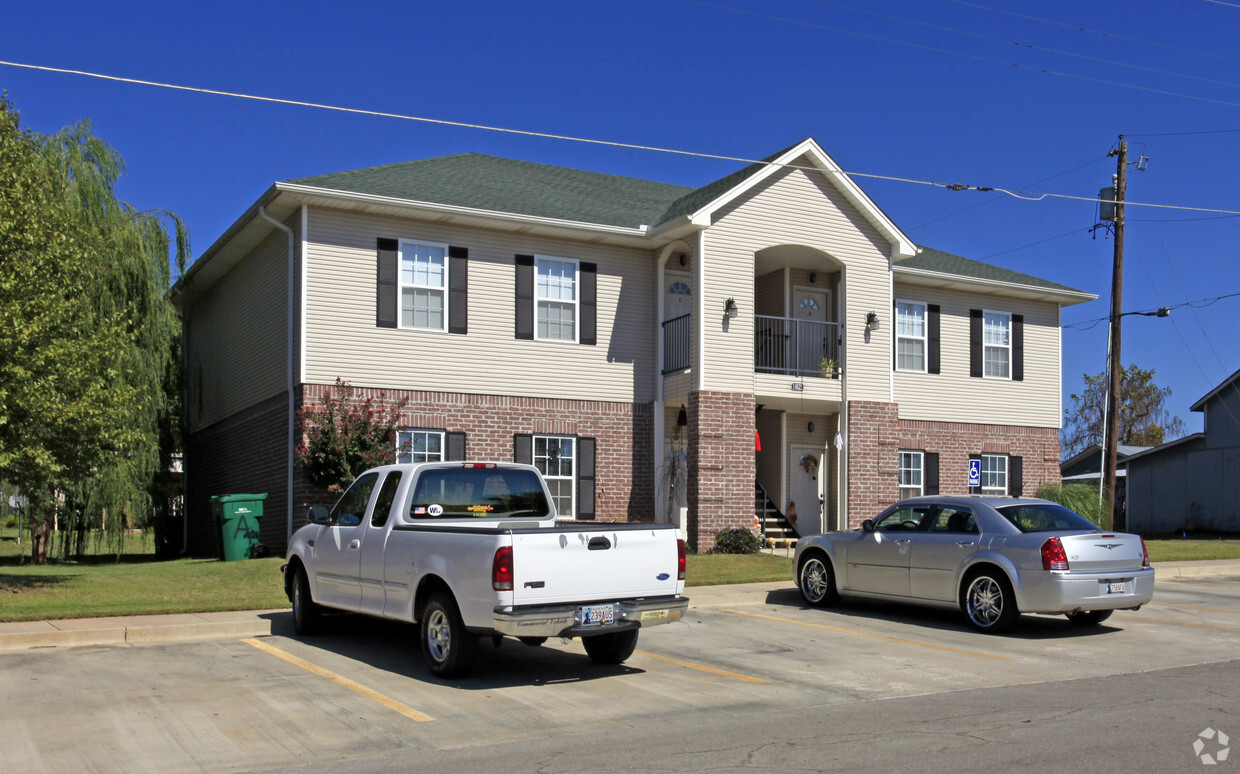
[1035, 483, 1109, 528]
[712, 526, 761, 554]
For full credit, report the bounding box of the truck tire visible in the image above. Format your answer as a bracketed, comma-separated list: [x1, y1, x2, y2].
[582, 629, 639, 664]
[291, 565, 322, 636]
[420, 591, 479, 679]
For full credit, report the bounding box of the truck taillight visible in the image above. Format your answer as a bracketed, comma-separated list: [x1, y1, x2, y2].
[677, 538, 686, 581]
[1141, 537, 1150, 568]
[462, 463, 496, 469]
[1041, 537, 1069, 571]
[492, 546, 514, 591]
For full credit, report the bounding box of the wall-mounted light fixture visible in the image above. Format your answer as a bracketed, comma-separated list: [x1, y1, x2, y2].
[809, 272, 817, 284]
[807, 421, 815, 433]
[725, 298, 739, 319]
[678, 253, 687, 267]
[677, 404, 688, 427]
[865, 310, 880, 331]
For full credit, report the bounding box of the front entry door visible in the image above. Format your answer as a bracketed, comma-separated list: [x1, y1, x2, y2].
[790, 445, 823, 535]
[793, 288, 829, 375]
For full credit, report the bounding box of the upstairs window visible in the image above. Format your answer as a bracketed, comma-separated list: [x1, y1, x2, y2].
[983, 311, 1011, 379]
[535, 257, 578, 342]
[895, 301, 927, 372]
[400, 241, 447, 331]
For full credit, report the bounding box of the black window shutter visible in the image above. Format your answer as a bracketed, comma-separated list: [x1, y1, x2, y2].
[925, 452, 940, 495]
[515, 255, 534, 340]
[928, 304, 941, 375]
[513, 434, 533, 464]
[969, 309, 983, 378]
[1010, 455, 1023, 497]
[448, 246, 468, 335]
[446, 432, 466, 462]
[1011, 314, 1024, 381]
[580, 263, 597, 346]
[577, 437, 596, 520]
[376, 238, 399, 328]
[969, 453, 982, 494]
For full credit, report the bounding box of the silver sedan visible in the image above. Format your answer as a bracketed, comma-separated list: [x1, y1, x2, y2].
[793, 495, 1155, 632]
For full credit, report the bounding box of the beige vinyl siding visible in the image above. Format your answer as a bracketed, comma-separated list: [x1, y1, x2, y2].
[755, 270, 783, 317]
[187, 226, 291, 431]
[303, 208, 656, 402]
[702, 158, 893, 401]
[892, 283, 1062, 427]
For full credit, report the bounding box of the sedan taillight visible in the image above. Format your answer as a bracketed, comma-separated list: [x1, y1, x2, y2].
[492, 546, 514, 591]
[1041, 537, 1069, 571]
[1140, 537, 1150, 568]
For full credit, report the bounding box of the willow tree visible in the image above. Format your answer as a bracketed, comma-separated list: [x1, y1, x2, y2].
[0, 95, 187, 564]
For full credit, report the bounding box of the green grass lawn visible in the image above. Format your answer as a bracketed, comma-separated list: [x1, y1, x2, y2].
[1, 527, 1236, 623]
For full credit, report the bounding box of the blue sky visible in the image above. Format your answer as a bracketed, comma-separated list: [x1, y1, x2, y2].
[4, 0, 1238, 437]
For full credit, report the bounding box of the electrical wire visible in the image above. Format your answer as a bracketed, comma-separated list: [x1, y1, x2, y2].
[1062, 291, 1240, 330]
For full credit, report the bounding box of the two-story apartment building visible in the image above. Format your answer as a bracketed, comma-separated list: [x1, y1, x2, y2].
[172, 139, 1093, 556]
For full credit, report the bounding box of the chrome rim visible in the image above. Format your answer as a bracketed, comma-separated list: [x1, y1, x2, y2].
[966, 576, 1003, 627]
[801, 558, 829, 602]
[425, 608, 451, 663]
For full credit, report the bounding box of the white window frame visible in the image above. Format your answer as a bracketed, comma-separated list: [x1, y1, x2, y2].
[399, 239, 449, 332]
[980, 453, 1008, 494]
[534, 256, 579, 343]
[533, 435, 576, 518]
[397, 429, 445, 464]
[895, 299, 927, 373]
[982, 309, 1011, 380]
[898, 450, 924, 499]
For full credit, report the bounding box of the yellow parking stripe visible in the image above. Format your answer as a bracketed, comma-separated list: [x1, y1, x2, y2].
[242, 638, 434, 722]
[719, 609, 1014, 661]
[635, 650, 769, 683]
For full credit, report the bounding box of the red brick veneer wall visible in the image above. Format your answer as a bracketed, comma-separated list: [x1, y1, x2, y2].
[844, 400, 1062, 529]
[687, 391, 757, 552]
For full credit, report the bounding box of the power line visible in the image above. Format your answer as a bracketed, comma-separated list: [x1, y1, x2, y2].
[1062, 290, 1240, 330]
[4, 58, 1240, 217]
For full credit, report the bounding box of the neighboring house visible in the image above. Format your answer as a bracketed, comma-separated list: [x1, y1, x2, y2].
[1125, 368, 1240, 534]
[1059, 443, 1152, 528]
[171, 139, 1093, 556]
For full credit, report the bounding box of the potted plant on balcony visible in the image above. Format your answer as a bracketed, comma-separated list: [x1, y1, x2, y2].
[818, 358, 838, 378]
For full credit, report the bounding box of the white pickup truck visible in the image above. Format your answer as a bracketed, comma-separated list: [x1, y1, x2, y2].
[282, 462, 688, 678]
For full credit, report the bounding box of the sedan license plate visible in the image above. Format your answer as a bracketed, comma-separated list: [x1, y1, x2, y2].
[1104, 580, 1129, 595]
[579, 604, 615, 627]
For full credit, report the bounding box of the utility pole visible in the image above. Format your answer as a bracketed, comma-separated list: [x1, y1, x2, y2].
[1102, 138, 1127, 531]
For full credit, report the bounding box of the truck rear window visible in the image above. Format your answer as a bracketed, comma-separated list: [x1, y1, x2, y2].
[407, 468, 552, 519]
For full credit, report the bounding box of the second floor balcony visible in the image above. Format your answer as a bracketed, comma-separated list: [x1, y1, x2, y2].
[661, 313, 843, 378]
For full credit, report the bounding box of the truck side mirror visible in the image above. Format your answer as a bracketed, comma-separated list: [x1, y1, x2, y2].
[307, 505, 331, 525]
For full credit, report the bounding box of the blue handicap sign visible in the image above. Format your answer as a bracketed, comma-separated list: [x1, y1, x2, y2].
[968, 459, 981, 487]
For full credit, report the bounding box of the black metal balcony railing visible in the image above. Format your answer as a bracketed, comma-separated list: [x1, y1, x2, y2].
[754, 315, 842, 377]
[662, 313, 691, 374]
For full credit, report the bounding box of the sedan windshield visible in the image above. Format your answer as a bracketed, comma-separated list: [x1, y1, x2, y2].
[408, 467, 551, 519]
[996, 503, 1099, 533]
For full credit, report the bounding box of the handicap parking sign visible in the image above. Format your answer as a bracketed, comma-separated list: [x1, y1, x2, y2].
[968, 459, 981, 487]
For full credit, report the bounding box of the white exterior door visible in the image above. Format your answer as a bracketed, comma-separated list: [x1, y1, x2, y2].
[793, 288, 829, 374]
[790, 445, 824, 535]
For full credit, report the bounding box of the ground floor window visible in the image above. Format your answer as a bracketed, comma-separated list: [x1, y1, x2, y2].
[981, 453, 1008, 494]
[533, 435, 575, 517]
[398, 430, 444, 464]
[898, 450, 924, 499]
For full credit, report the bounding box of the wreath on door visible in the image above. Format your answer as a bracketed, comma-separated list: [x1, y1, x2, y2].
[799, 452, 819, 475]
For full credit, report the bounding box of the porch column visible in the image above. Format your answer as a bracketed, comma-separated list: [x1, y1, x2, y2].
[687, 391, 757, 552]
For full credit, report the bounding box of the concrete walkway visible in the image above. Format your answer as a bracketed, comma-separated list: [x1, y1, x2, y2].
[1, 559, 1235, 652]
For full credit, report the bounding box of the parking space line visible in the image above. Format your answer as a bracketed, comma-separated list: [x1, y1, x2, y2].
[635, 650, 769, 684]
[719, 609, 1014, 661]
[1160, 580, 1239, 589]
[1150, 601, 1240, 614]
[242, 638, 434, 722]
[1128, 619, 1240, 634]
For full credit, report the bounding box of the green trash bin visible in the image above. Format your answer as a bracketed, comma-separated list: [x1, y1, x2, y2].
[212, 493, 267, 561]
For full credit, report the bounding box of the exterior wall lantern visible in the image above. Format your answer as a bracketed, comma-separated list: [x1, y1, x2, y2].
[865, 310, 880, 331]
[725, 298, 739, 319]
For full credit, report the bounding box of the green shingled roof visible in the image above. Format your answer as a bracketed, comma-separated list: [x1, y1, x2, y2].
[902, 245, 1087, 294]
[289, 153, 694, 229]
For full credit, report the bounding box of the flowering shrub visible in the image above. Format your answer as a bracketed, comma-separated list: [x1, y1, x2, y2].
[295, 379, 408, 495]
[712, 526, 761, 554]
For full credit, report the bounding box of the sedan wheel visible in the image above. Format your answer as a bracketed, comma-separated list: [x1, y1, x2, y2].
[1066, 609, 1113, 626]
[963, 571, 1019, 633]
[798, 554, 839, 607]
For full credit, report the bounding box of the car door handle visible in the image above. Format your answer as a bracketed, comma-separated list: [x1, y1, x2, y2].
[308, 540, 315, 547]
[348, 539, 361, 550]
[894, 539, 911, 545]
[956, 540, 976, 547]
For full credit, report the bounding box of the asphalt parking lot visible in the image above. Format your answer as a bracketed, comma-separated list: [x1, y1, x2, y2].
[2, 568, 1238, 773]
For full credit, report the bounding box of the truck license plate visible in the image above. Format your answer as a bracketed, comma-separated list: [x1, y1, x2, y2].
[580, 604, 615, 626]
[1104, 581, 1128, 594]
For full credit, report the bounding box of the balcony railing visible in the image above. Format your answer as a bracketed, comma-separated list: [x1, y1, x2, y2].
[754, 315, 842, 377]
[662, 313, 691, 374]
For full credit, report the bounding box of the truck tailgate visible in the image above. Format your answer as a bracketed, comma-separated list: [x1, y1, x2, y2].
[510, 525, 681, 605]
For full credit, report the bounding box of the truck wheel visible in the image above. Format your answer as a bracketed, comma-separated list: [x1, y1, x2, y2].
[582, 629, 639, 664]
[420, 591, 478, 679]
[291, 565, 322, 636]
